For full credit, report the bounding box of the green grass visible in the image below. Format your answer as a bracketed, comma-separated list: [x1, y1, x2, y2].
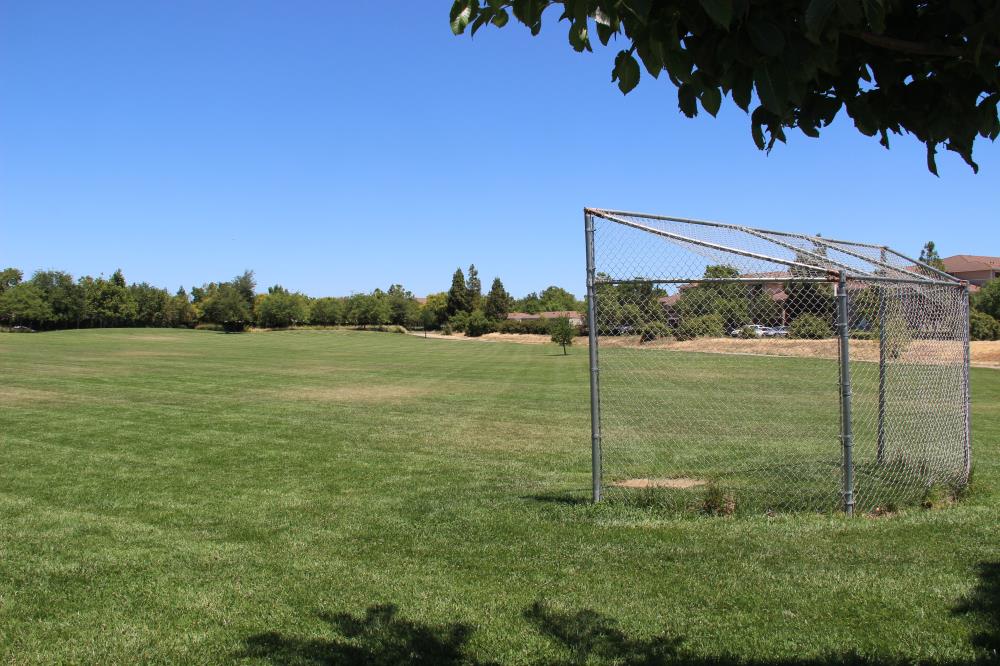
[0, 328, 997, 664]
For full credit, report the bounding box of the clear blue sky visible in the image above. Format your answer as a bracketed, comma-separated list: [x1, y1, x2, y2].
[2, 2, 997, 298]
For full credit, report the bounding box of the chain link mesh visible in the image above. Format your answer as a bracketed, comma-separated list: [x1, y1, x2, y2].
[586, 210, 971, 515]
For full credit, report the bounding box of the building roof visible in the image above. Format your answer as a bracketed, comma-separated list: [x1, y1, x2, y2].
[507, 310, 582, 321]
[941, 255, 1000, 273]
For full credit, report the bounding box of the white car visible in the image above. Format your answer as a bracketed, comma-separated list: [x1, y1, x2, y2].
[730, 324, 769, 338]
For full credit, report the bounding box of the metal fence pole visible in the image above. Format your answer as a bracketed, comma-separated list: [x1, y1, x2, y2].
[961, 283, 972, 483]
[584, 211, 602, 503]
[837, 270, 855, 516]
[876, 282, 887, 466]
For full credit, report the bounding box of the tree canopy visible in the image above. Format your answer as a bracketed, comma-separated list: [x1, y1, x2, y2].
[450, 0, 1000, 174]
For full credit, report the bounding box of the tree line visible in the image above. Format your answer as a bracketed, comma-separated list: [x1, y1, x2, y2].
[0, 265, 585, 336]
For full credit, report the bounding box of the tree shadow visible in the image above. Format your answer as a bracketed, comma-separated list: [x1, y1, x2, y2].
[953, 561, 999, 663]
[241, 603, 495, 665]
[242, 568, 1000, 666]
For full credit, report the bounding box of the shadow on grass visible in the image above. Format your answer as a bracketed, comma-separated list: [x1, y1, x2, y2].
[522, 491, 591, 506]
[241, 603, 494, 665]
[953, 561, 999, 662]
[242, 563, 999, 665]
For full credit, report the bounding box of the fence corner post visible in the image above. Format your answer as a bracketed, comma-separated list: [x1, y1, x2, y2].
[837, 270, 855, 516]
[585, 210, 602, 503]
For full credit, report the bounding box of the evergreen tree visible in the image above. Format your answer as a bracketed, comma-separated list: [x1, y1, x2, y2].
[484, 277, 512, 321]
[919, 242, 946, 271]
[466, 264, 482, 311]
[446, 268, 470, 316]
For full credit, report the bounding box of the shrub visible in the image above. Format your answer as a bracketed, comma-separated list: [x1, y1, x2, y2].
[464, 310, 493, 337]
[639, 321, 671, 342]
[970, 309, 1000, 341]
[700, 483, 735, 516]
[496, 318, 578, 335]
[737, 325, 758, 339]
[788, 313, 833, 339]
[448, 311, 470, 333]
[441, 323, 453, 335]
[674, 314, 725, 341]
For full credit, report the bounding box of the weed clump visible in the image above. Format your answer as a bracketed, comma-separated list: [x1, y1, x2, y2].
[700, 483, 735, 516]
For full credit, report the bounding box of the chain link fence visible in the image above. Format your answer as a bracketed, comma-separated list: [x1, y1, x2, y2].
[584, 209, 971, 515]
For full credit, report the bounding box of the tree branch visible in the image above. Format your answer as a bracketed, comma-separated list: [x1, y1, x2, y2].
[847, 31, 1000, 59]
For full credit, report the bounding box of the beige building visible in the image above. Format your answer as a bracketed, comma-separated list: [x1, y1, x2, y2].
[940, 255, 1000, 287]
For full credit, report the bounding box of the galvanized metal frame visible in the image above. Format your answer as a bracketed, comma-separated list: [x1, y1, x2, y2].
[584, 207, 972, 514]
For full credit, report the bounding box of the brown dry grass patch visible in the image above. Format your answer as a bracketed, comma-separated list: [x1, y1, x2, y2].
[0, 387, 75, 406]
[268, 384, 431, 404]
[612, 477, 707, 489]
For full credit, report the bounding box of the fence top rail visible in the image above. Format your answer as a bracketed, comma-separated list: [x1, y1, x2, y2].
[585, 208, 963, 285]
[598, 275, 964, 287]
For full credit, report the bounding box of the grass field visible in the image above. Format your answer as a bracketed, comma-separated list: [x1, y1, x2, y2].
[0, 329, 997, 664]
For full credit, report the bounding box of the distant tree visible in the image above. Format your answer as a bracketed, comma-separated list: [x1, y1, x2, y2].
[419, 303, 437, 336]
[386, 284, 420, 327]
[231, 270, 257, 310]
[310, 297, 343, 326]
[423, 292, 449, 328]
[550, 317, 575, 355]
[919, 241, 946, 271]
[110, 268, 127, 288]
[84, 275, 137, 327]
[446, 268, 470, 316]
[360, 291, 392, 328]
[974, 278, 1000, 321]
[0, 283, 52, 327]
[484, 277, 512, 321]
[515, 292, 542, 314]
[0, 268, 22, 294]
[255, 288, 309, 328]
[130, 282, 170, 327]
[466, 264, 482, 311]
[30, 271, 85, 327]
[199, 283, 251, 330]
[538, 286, 580, 312]
[165, 288, 197, 327]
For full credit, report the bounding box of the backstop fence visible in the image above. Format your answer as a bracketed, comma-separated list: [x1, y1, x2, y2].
[584, 208, 971, 515]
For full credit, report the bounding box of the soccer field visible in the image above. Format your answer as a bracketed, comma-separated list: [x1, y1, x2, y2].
[0, 329, 997, 664]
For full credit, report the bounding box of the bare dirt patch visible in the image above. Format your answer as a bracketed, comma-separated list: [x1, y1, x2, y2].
[612, 477, 707, 489]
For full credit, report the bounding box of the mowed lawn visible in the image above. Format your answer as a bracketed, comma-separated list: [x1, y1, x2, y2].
[0, 329, 997, 664]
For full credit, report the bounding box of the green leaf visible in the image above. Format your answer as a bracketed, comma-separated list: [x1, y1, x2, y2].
[925, 143, 939, 176]
[805, 0, 837, 41]
[568, 20, 589, 52]
[732, 73, 752, 111]
[698, 0, 732, 28]
[700, 86, 722, 116]
[624, 0, 653, 23]
[678, 83, 698, 117]
[747, 18, 785, 57]
[753, 63, 788, 115]
[450, 1, 473, 35]
[491, 9, 509, 27]
[636, 41, 662, 77]
[862, 0, 885, 33]
[612, 50, 641, 94]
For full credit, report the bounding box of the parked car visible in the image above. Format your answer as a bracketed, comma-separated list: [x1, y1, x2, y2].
[730, 324, 769, 338]
[768, 326, 789, 338]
